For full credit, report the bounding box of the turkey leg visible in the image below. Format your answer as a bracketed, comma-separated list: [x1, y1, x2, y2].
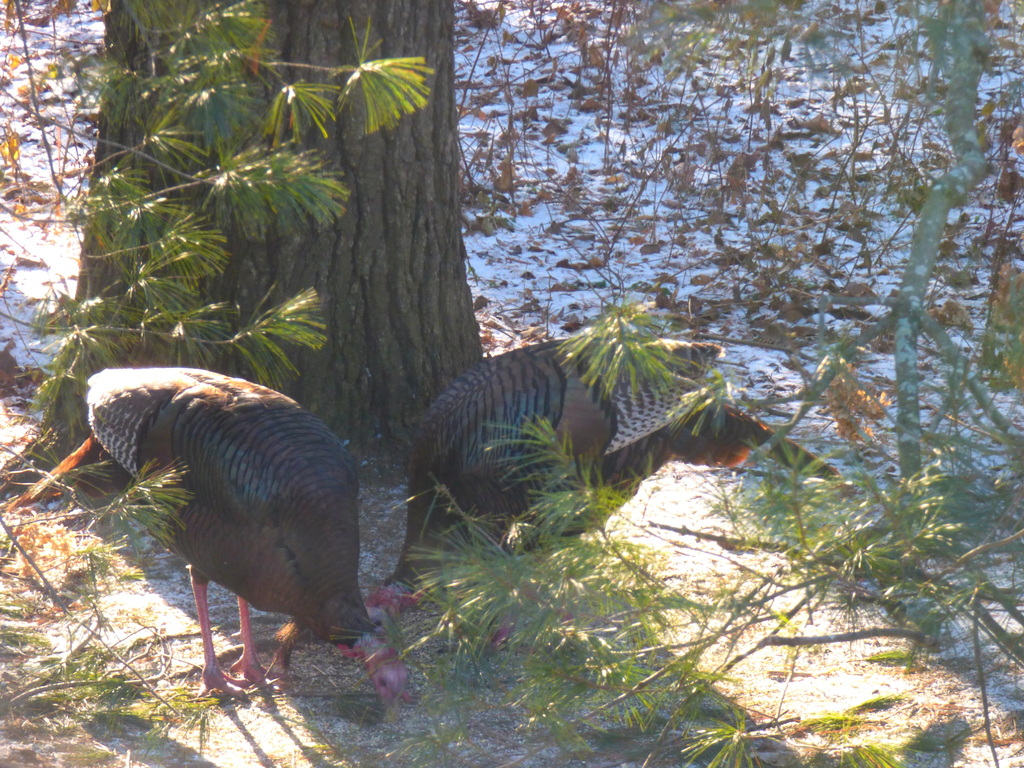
[188, 566, 249, 697]
[229, 596, 278, 690]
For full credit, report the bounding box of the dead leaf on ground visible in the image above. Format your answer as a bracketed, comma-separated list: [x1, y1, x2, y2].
[997, 161, 1021, 203]
[495, 154, 515, 193]
[542, 120, 569, 140]
[0, 265, 13, 297]
[1012, 124, 1024, 155]
[669, 161, 696, 191]
[928, 298, 972, 331]
[654, 291, 675, 310]
[777, 299, 810, 323]
[725, 151, 760, 192]
[842, 281, 877, 299]
[795, 114, 838, 135]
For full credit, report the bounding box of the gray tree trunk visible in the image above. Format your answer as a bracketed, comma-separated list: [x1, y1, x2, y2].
[891, 0, 989, 477]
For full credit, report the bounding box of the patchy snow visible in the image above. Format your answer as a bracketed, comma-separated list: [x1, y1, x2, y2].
[1, 0, 95, 382]
[457, 0, 1023, 364]
[2, 0, 1024, 766]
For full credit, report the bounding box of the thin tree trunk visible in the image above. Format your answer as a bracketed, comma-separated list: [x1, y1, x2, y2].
[892, 0, 989, 477]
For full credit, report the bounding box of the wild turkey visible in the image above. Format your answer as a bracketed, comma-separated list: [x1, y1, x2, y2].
[31, 368, 407, 705]
[380, 337, 835, 592]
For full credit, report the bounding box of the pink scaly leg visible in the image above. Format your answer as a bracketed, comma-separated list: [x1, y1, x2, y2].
[188, 566, 248, 698]
[229, 596, 277, 689]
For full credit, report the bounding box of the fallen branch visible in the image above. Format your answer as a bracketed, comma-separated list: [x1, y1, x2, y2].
[752, 628, 937, 650]
[723, 627, 938, 674]
[650, 521, 787, 553]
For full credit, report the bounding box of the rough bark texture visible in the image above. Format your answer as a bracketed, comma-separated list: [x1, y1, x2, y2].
[83, 0, 481, 450]
[220, 0, 480, 448]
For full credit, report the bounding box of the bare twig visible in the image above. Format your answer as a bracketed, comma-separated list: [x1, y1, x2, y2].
[949, 525, 1024, 570]
[0, 500, 183, 715]
[972, 603, 1001, 768]
[723, 627, 937, 674]
[649, 521, 787, 553]
[752, 628, 936, 649]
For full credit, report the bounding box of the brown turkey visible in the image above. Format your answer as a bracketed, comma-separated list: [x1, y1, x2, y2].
[372, 336, 835, 604]
[26, 368, 407, 705]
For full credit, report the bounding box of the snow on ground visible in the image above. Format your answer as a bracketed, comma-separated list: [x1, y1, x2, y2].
[2, 0, 1024, 766]
[0, 1, 93, 382]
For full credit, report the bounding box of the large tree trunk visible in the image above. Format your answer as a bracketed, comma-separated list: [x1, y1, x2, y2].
[217, 0, 480, 447]
[83, 0, 481, 449]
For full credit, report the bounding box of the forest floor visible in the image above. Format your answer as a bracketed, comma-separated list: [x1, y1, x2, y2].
[2, 0, 1024, 766]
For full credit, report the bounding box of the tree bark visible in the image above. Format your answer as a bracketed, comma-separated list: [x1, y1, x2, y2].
[220, 0, 480, 447]
[84, 0, 482, 450]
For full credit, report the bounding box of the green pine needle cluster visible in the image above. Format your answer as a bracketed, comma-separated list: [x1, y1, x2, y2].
[342, 56, 433, 134]
[397, 308, 1024, 765]
[340, 19, 433, 134]
[559, 304, 710, 399]
[399, 311, 823, 762]
[35, 0, 433, 438]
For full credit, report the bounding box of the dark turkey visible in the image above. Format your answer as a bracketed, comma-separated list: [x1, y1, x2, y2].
[381, 337, 834, 591]
[64, 368, 407, 704]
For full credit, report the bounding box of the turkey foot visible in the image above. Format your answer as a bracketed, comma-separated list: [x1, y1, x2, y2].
[197, 667, 250, 699]
[191, 572, 264, 698]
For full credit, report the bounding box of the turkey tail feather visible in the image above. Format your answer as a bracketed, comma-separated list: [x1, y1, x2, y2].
[7, 433, 130, 510]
